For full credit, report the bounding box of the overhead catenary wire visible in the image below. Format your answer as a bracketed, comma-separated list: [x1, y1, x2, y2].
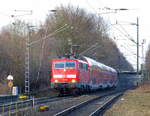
[29, 24, 69, 46]
[35, 27, 48, 82]
[24, 23, 70, 90]
[113, 36, 136, 56]
[81, 44, 103, 57]
[79, 43, 99, 55]
[127, 58, 137, 63]
[111, 23, 138, 52]
[112, 25, 137, 44]
[118, 23, 137, 43]
[86, 0, 98, 13]
[34, 24, 70, 81]
[119, 44, 136, 55]
[0, 12, 11, 17]
[112, 24, 141, 61]
[110, 25, 138, 68]
[118, 44, 139, 58]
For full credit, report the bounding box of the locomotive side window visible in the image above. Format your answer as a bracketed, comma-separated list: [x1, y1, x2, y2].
[83, 64, 88, 71]
[79, 63, 83, 70]
[79, 63, 88, 71]
[85, 64, 88, 71]
[66, 61, 76, 67]
[55, 61, 65, 68]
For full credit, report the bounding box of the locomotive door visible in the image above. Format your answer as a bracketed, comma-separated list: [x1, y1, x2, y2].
[89, 67, 93, 85]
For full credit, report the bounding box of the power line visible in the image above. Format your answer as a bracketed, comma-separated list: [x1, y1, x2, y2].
[35, 26, 49, 82]
[0, 12, 11, 17]
[79, 43, 99, 55]
[117, 23, 137, 44]
[86, 0, 98, 13]
[25, 24, 70, 95]
[112, 25, 137, 44]
[29, 24, 69, 46]
[120, 45, 136, 55]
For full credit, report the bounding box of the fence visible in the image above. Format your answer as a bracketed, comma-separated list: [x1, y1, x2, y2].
[0, 95, 18, 104]
[0, 97, 35, 116]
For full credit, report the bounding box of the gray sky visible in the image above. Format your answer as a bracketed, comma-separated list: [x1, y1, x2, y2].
[0, 0, 149, 69]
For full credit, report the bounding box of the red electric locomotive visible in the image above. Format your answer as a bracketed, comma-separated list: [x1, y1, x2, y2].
[51, 56, 118, 95]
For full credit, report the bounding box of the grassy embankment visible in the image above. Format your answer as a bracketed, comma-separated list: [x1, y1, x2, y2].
[105, 84, 150, 116]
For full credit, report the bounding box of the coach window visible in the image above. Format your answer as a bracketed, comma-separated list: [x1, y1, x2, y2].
[83, 64, 86, 71]
[84, 64, 88, 71]
[86, 64, 88, 71]
[82, 63, 87, 71]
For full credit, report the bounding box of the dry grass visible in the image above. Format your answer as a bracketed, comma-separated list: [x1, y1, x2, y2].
[104, 84, 150, 116]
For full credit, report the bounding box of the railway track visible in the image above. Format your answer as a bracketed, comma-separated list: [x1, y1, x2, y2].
[54, 92, 123, 116]
[89, 93, 122, 116]
[0, 96, 71, 116]
[0, 89, 125, 116]
[21, 89, 122, 116]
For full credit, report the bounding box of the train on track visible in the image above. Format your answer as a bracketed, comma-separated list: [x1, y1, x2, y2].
[51, 56, 118, 95]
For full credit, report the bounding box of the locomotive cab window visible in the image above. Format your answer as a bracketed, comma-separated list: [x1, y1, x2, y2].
[54, 61, 75, 69]
[54, 61, 65, 68]
[66, 61, 76, 68]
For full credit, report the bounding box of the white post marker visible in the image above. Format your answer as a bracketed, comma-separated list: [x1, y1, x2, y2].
[7, 75, 14, 94]
[7, 75, 14, 81]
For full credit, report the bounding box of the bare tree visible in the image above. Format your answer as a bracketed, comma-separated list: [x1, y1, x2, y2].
[0, 5, 134, 93]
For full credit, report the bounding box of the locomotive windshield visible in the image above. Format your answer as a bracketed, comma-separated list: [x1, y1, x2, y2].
[54, 61, 76, 69]
[55, 61, 65, 68]
[66, 61, 75, 67]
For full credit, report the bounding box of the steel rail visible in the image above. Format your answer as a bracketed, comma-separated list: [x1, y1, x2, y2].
[89, 92, 123, 116]
[0, 96, 70, 115]
[54, 91, 123, 116]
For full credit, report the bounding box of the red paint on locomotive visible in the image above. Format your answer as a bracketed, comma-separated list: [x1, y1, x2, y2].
[51, 56, 118, 92]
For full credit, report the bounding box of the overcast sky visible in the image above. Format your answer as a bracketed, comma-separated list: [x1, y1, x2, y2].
[0, 0, 149, 69]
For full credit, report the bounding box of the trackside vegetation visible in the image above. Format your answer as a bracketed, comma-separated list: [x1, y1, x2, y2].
[0, 5, 133, 94]
[104, 84, 150, 116]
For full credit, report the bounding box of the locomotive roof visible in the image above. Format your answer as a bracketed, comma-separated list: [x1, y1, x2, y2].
[83, 56, 116, 72]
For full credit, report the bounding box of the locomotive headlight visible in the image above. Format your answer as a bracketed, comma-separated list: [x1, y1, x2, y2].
[67, 75, 76, 78]
[54, 80, 58, 83]
[54, 75, 63, 78]
[71, 79, 76, 83]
